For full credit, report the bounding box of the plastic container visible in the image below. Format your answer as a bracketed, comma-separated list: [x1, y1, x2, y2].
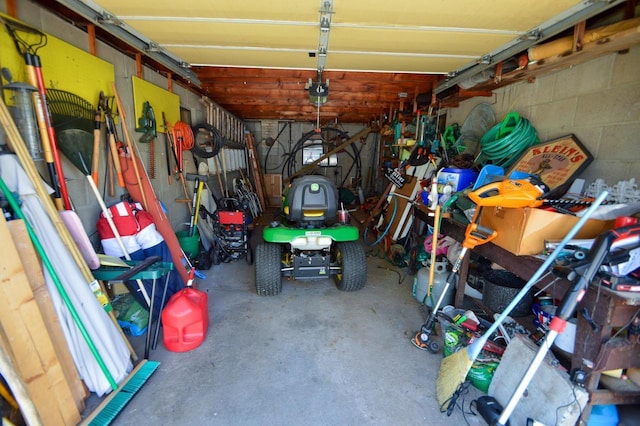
[587, 404, 618, 426]
[176, 230, 200, 258]
[437, 168, 479, 200]
[413, 261, 452, 308]
[161, 287, 209, 352]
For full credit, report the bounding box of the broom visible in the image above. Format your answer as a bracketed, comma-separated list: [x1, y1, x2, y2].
[436, 190, 609, 408]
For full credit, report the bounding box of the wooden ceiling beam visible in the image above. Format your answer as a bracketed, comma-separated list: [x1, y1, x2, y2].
[194, 67, 440, 84]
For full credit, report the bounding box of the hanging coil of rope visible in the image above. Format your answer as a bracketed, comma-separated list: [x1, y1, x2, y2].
[478, 111, 539, 168]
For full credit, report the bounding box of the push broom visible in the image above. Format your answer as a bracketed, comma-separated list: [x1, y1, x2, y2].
[436, 190, 609, 409]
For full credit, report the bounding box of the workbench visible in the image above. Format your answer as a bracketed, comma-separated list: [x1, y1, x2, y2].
[413, 204, 640, 422]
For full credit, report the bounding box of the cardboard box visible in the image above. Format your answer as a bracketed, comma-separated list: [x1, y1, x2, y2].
[264, 173, 283, 207]
[478, 206, 613, 255]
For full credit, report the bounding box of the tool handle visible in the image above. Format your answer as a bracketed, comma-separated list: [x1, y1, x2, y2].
[108, 133, 125, 187]
[92, 110, 101, 186]
[463, 223, 497, 250]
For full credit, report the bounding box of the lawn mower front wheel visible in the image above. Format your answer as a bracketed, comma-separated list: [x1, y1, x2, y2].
[255, 242, 282, 296]
[333, 241, 367, 291]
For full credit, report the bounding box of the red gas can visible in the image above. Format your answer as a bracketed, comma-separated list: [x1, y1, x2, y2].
[162, 284, 209, 352]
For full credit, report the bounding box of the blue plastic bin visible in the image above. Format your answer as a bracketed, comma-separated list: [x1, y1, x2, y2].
[587, 404, 618, 426]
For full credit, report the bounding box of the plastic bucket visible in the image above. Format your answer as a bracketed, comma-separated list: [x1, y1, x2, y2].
[176, 230, 200, 258]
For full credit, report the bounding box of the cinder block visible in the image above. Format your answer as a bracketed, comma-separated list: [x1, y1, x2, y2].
[529, 97, 578, 133]
[554, 55, 613, 100]
[575, 84, 640, 125]
[597, 123, 640, 160]
[611, 45, 640, 87]
[488, 334, 588, 426]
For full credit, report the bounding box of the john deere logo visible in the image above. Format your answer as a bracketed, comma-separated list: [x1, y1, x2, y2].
[311, 183, 319, 192]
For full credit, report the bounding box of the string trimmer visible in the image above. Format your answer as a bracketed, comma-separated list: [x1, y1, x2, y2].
[411, 217, 497, 352]
[411, 175, 560, 353]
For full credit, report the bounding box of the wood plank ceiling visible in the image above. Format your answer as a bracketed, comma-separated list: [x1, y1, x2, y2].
[42, 0, 590, 124]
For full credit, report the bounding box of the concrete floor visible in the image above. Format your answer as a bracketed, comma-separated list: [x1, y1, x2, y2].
[83, 234, 485, 425]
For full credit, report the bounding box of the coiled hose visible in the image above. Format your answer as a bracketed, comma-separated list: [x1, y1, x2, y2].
[191, 123, 223, 158]
[478, 111, 539, 168]
[364, 194, 398, 247]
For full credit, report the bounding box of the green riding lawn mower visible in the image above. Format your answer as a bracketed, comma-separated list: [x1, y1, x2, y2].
[255, 175, 367, 296]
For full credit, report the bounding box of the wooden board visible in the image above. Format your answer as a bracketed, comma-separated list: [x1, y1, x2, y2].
[7, 219, 87, 412]
[264, 173, 283, 207]
[0, 215, 81, 425]
[381, 175, 420, 242]
[244, 132, 267, 214]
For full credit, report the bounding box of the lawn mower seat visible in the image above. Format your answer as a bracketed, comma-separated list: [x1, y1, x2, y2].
[286, 175, 338, 225]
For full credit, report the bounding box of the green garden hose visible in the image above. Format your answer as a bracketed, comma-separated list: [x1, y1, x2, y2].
[478, 111, 539, 168]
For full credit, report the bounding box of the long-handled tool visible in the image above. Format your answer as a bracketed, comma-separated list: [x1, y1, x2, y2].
[186, 173, 208, 237]
[92, 106, 102, 186]
[436, 190, 609, 410]
[161, 112, 174, 185]
[101, 92, 125, 191]
[425, 205, 442, 304]
[112, 83, 148, 209]
[1, 15, 71, 210]
[412, 213, 497, 352]
[493, 223, 640, 426]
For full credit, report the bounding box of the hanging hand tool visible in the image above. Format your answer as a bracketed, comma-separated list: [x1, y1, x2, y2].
[135, 101, 157, 179]
[161, 112, 174, 185]
[112, 83, 148, 210]
[92, 104, 102, 186]
[1, 16, 71, 210]
[101, 92, 125, 191]
[493, 223, 640, 426]
[165, 119, 193, 212]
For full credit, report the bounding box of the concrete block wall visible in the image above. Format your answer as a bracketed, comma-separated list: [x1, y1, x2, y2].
[445, 44, 640, 190]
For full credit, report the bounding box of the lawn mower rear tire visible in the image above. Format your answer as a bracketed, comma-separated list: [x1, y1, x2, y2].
[255, 242, 282, 296]
[333, 241, 367, 292]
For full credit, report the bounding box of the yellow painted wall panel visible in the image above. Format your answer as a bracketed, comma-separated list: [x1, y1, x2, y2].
[131, 76, 180, 133]
[0, 13, 113, 107]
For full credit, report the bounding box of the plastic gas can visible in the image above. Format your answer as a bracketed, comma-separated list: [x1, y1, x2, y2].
[162, 286, 209, 352]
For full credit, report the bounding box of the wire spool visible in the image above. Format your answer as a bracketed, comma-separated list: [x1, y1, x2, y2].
[478, 111, 539, 168]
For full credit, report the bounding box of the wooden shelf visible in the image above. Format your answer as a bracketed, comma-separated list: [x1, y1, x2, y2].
[438, 22, 640, 107]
